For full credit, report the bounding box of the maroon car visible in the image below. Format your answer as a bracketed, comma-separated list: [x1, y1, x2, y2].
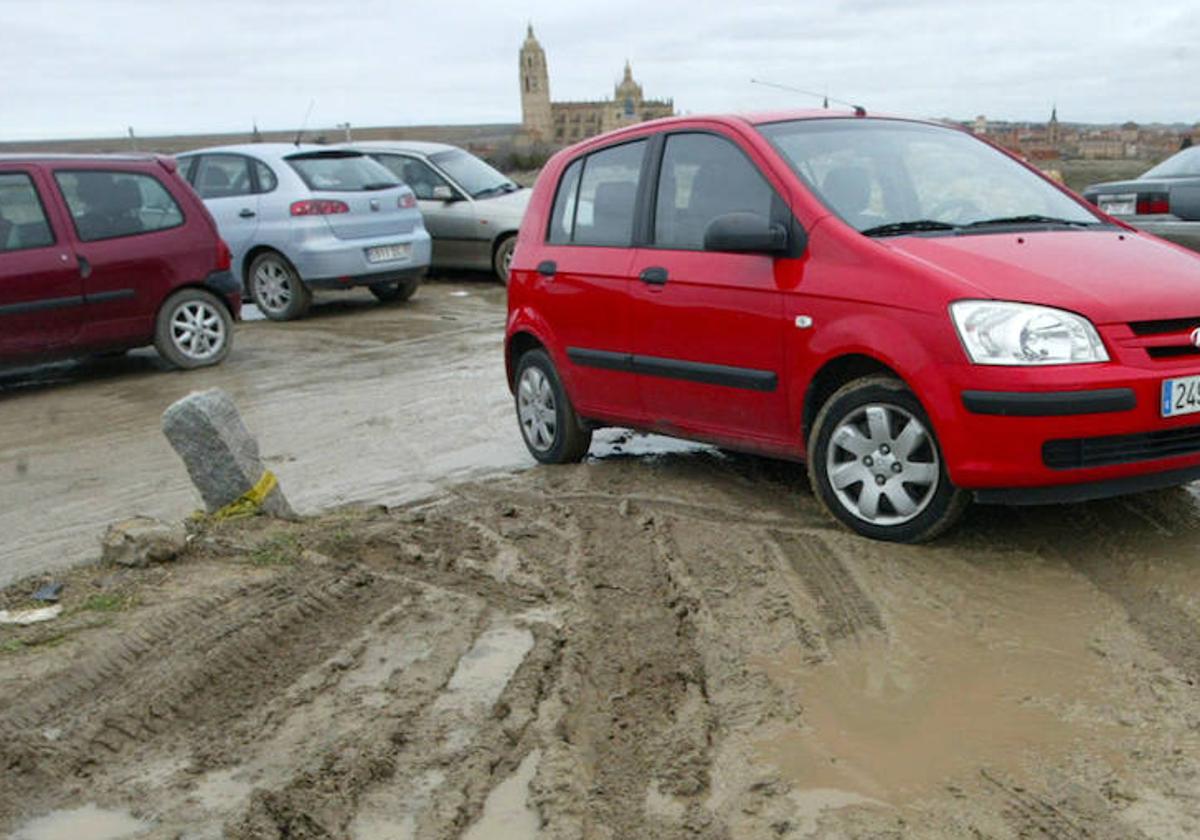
[0, 154, 239, 370]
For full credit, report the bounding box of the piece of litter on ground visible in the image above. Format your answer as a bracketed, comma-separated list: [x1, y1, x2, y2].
[450, 290, 470, 297]
[0, 604, 63, 625]
[32, 582, 64, 603]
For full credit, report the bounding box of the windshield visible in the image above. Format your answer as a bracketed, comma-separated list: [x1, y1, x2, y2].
[430, 149, 517, 198]
[286, 151, 399, 192]
[1142, 146, 1200, 179]
[758, 118, 1100, 235]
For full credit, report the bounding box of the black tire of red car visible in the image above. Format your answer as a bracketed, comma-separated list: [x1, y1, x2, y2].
[494, 235, 517, 284]
[514, 349, 592, 464]
[154, 288, 233, 370]
[248, 251, 311, 321]
[807, 376, 969, 543]
[369, 277, 420, 303]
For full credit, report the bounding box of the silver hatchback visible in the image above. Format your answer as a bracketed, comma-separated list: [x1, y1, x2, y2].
[177, 144, 432, 320]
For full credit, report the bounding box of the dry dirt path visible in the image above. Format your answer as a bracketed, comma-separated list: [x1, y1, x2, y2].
[3, 456, 1200, 838]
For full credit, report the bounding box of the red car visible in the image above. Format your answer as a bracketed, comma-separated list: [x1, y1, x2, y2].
[505, 111, 1200, 542]
[0, 154, 239, 370]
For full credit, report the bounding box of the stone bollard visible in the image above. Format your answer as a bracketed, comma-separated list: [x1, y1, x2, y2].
[161, 388, 295, 519]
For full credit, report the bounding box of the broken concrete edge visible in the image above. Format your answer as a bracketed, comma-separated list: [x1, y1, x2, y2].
[161, 388, 296, 519]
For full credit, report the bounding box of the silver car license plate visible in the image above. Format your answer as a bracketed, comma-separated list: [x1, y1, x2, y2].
[1098, 193, 1136, 216]
[366, 244, 411, 264]
[1162, 375, 1200, 417]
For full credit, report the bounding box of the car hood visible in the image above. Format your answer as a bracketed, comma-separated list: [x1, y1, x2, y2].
[475, 187, 531, 217]
[883, 229, 1200, 324]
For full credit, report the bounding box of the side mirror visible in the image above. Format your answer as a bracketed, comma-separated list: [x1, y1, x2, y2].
[703, 212, 790, 254]
[432, 185, 458, 202]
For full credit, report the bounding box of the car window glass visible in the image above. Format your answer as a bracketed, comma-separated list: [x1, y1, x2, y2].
[254, 160, 278, 193]
[573, 139, 646, 247]
[548, 158, 583, 244]
[194, 155, 254, 199]
[54, 170, 185, 242]
[654, 133, 774, 250]
[175, 156, 196, 185]
[372, 154, 450, 200]
[1143, 146, 1200, 179]
[0, 173, 56, 252]
[286, 152, 398, 192]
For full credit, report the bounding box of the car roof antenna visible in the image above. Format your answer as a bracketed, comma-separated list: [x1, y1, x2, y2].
[294, 100, 316, 146]
[750, 79, 866, 116]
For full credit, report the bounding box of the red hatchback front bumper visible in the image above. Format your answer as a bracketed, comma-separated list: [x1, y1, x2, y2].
[933, 357, 1200, 504]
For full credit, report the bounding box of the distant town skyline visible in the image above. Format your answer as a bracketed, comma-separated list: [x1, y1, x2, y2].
[2, 0, 1197, 142]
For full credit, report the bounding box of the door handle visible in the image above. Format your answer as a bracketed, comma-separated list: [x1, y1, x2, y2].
[238, 208, 257, 218]
[639, 266, 668, 286]
[78, 256, 92, 279]
[537, 260, 557, 278]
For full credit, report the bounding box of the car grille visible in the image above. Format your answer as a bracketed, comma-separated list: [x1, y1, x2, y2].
[1125, 316, 1200, 361]
[1043, 424, 1200, 469]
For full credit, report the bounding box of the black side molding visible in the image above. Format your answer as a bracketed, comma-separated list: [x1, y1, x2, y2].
[975, 462, 1200, 506]
[0, 295, 83, 317]
[962, 388, 1135, 417]
[567, 347, 777, 392]
[203, 270, 240, 297]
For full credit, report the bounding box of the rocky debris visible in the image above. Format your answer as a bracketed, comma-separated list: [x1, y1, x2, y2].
[161, 388, 294, 518]
[100, 516, 187, 567]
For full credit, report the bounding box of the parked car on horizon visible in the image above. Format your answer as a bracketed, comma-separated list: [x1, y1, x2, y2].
[345, 141, 529, 282]
[1082, 145, 1200, 253]
[0, 153, 239, 370]
[176, 144, 431, 320]
[506, 110, 1200, 543]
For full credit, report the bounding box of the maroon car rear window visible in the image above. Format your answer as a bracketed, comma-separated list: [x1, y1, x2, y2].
[0, 172, 55, 252]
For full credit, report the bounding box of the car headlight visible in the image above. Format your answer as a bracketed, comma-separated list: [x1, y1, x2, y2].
[950, 300, 1109, 365]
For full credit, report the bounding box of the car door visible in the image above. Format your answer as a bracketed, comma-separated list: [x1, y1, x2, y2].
[529, 139, 649, 421]
[369, 152, 485, 269]
[191, 154, 260, 259]
[0, 166, 82, 356]
[628, 131, 791, 443]
[52, 167, 189, 346]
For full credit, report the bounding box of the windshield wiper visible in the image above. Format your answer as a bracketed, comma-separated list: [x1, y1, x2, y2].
[964, 214, 1096, 228]
[473, 184, 513, 199]
[860, 219, 960, 237]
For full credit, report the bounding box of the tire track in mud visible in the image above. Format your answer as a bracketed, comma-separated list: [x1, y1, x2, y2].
[981, 769, 1152, 840]
[0, 565, 401, 820]
[767, 529, 885, 643]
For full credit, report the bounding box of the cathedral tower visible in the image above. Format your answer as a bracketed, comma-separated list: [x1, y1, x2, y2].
[519, 25, 552, 141]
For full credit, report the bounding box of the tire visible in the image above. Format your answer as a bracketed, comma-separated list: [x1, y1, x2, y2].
[248, 251, 310, 321]
[369, 277, 420, 303]
[807, 375, 968, 543]
[493, 235, 516, 284]
[154, 288, 233, 370]
[514, 349, 592, 464]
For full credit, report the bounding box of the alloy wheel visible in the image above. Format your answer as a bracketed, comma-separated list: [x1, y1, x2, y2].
[169, 299, 226, 362]
[517, 366, 557, 451]
[254, 260, 293, 314]
[824, 403, 940, 526]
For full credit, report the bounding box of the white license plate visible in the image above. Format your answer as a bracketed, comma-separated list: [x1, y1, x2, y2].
[1098, 193, 1136, 216]
[1162, 375, 1200, 417]
[366, 244, 411, 264]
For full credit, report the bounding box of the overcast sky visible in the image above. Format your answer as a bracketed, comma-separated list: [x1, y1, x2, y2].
[1, 0, 1196, 141]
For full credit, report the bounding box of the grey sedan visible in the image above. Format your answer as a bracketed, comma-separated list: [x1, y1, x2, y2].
[1082, 146, 1200, 253]
[345, 142, 529, 282]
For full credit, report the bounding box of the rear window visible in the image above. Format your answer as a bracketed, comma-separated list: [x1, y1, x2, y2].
[0, 172, 56, 252]
[286, 152, 399, 192]
[54, 170, 185, 242]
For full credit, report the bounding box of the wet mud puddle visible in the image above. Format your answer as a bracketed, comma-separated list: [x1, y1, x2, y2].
[10, 804, 149, 840]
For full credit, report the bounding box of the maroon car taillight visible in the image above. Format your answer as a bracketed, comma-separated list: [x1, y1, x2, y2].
[1136, 193, 1170, 215]
[290, 199, 350, 216]
[216, 239, 232, 271]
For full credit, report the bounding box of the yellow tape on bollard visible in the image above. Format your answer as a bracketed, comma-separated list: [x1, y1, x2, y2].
[209, 470, 278, 521]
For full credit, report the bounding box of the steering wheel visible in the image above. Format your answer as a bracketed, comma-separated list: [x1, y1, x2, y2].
[928, 197, 982, 224]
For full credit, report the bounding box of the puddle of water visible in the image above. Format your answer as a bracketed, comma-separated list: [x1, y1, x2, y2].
[11, 804, 150, 840]
[351, 768, 445, 840]
[788, 789, 887, 837]
[462, 749, 541, 840]
[435, 625, 534, 715]
[755, 565, 1120, 804]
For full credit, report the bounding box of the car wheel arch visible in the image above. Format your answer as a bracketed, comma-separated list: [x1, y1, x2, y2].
[801, 353, 906, 448]
[241, 245, 296, 289]
[506, 330, 548, 391]
[155, 283, 237, 321]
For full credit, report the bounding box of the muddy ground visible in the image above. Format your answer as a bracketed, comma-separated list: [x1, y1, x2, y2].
[3, 458, 1200, 838]
[4, 279, 1200, 838]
